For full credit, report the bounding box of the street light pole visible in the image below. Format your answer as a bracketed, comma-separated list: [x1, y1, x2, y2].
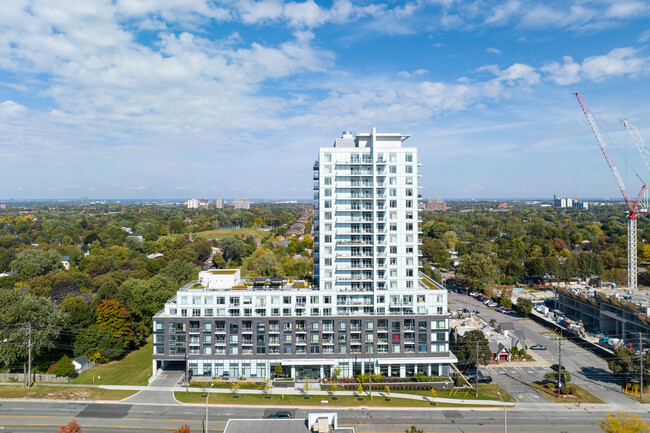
[497, 391, 507, 433]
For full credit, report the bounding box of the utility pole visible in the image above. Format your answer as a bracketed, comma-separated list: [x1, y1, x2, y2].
[475, 341, 479, 397]
[556, 336, 562, 398]
[25, 323, 32, 388]
[640, 333, 644, 400]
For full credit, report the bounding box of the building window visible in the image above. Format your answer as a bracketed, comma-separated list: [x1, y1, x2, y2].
[405, 153, 413, 162]
[389, 166, 396, 173]
[324, 153, 331, 162]
[324, 200, 332, 208]
[406, 166, 413, 174]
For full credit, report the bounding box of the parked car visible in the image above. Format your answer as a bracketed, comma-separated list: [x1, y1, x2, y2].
[497, 307, 506, 312]
[464, 369, 483, 376]
[268, 411, 292, 419]
[530, 344, 547, 350]
[488, 301, 498, 308]
[468, 375, 493, 384]
[551, 363, 565, 371]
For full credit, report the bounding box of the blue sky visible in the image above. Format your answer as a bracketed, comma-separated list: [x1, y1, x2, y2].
[1, 0, 650, 200]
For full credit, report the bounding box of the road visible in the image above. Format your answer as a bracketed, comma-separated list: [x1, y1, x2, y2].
[447, 292, 638, 407]
[2, 399, 646, 433]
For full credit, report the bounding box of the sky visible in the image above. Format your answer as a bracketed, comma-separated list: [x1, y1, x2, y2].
[1, 0, 650, 201]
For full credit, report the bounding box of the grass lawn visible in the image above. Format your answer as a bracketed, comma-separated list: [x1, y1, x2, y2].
[400, 384, 515, 402]
[529, 382, 605, 403]
[624, 392, 650, 403]
[174, 389, 506, 407]
[0, 385, 136, 401]
[194, 228, 271, 241]
[70, 338, 152, 386]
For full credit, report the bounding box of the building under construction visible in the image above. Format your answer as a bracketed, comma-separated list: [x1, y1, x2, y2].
[556, 285, 650, 346]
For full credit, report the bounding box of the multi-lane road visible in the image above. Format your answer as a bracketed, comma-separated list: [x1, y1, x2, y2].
[0, 399, 640, 433]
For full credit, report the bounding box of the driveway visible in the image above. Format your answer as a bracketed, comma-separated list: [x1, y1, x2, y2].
[121, 370, 184, 404]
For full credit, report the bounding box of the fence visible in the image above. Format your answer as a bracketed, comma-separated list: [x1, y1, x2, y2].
[0, 360, 95, 384]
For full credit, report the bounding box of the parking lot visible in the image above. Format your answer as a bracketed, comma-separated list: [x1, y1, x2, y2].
[447, 290, 636, 405]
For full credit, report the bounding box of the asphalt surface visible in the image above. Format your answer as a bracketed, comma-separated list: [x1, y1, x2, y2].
[122, 370, 184, 405]
[447, 291, 638, 407]
[2, 399, 648, 433]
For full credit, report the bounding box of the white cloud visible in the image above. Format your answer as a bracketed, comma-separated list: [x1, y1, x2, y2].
[484, 1, 520, 25]
[638, 29, 650, 43]
[398, 69, 428, 78]
[581, 47, 648, 82]
[0, 100, 27, 117]
[486, 47, 502, 54]
[541, 56, 581, 85]
[604, 1, 649, 19]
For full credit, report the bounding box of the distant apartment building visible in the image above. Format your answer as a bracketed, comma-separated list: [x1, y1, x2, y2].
[215, 199, 224, 209]
[187, 198, 199, 209]
[234, 198, 251, 209]
[554, 195, 588, 209]
[199, 199, 209, 208]
[153, 129, 455, 380]
[424, 198, 446, 212]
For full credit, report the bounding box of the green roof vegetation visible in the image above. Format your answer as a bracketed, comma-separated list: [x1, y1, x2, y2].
[421, 278, 436, 290]
[210, 269, 237, 275]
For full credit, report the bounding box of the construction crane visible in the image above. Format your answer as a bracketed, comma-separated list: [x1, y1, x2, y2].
[624, 120, 650, 172]
[575, 92, 647, 289]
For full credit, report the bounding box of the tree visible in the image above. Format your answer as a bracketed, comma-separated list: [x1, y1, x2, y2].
[172, 425, 191, 433]
[52, 355, 75, 377]
[253, 251, 281, 276]
[456, 253, 500, 290]
[608, 346, 650, 386]
[641, 245, 650, 262]
[333, 366, 341, 379]
[384, 385, 391, 399]
[356, 383, 363, 396]
[453, 329, 491, 366]
[304, 377, 311, 398]
[514, 298, 533, 316]
[599, 411, 650, 433]
[10, 249, 62, 279]
[331, 383, 339, 398]
[160, 259, 198, 285]
[95, 299, 136, 348]
[499, 287, 512, 308]
[190, 237, 212, 262]
[406, 427, 423, 433]
[230, 381, 240, 397]
[261, 378, 272, 396]
[0, 290, 66, 371]
[59, 419, 82, 433]
[274, 363, 283, 378]
[74, 324, 124, 362]
[220, 238, 246, 265]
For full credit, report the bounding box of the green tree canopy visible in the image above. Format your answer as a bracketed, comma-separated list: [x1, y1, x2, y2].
[0, 290, 66, 370]
[10, 248, 62, 279]
[52, 355, 75, 377]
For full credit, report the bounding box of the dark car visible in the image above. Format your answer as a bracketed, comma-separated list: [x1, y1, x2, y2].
[530, 344, 547, 350]
[268, 411, 292, 419]
[464, 369, 483, 377]
[551, 363, 564, 372]
[468, 375, 493, 384]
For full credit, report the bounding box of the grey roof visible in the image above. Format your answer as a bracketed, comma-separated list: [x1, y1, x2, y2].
[60, 256, 70, 261]
[224, 419, 309, 433]
[74, 355, 89, 365]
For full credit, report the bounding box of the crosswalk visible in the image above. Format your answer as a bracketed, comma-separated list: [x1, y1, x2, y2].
[484, 366, 550, 375]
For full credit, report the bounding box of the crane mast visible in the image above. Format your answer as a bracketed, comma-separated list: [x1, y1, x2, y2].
[575, 92, 647, 290]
